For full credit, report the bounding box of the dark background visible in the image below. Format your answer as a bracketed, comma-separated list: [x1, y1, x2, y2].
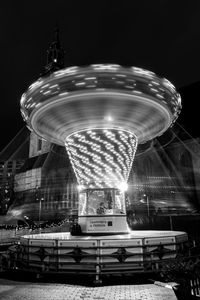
[1, 0, 200, 150]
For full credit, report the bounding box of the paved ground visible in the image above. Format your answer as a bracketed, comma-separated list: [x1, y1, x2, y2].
[0, 277, 177, 300]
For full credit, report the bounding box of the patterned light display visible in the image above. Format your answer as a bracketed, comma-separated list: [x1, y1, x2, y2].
[21, 64, 181, 147]
[65, 129, 138, 189]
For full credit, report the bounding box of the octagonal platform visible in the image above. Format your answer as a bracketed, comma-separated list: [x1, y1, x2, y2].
[12, 230, 188, 282]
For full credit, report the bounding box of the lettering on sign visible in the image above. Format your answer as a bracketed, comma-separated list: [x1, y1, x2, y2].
[88, 220, 108, 229]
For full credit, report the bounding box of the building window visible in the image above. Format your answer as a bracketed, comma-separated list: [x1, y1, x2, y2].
[37, 139, 42, 151]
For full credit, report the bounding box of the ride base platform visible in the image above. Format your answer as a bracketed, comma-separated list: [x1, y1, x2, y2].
[10, 230, 188, 284]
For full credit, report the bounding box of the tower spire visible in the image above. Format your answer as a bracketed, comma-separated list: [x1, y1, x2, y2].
[42, 26, 65, 76]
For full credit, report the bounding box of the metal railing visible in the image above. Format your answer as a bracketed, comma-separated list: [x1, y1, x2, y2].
[1, 239, 200, 295]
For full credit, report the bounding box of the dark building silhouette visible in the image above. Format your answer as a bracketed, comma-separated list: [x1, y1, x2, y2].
[0, 127, 29, 215]
[42, 27, 65, 76]
[128, 135, 200, 216]
[12, 131, 78, 222]
[0, 125, 200, 223]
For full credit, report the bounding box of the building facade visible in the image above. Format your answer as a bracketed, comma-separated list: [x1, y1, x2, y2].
[127, 136, 200, 216]
[13, 132, 78, 222]
[1, 127, 200, 223]
[0, 127, 29, 215]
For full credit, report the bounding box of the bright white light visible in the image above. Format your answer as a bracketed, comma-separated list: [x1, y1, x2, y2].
[118, 182, 128, 192]
[28, 79, 44, 91]
[77, 185, 85, 191]
[20, 93, 26, 106]
[92, 64, 120, 71]
[65, 129, 138, 189]
[105, 115, 113, 122]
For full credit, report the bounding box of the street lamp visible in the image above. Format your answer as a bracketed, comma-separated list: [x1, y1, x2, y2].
[143, 194, 150, 219]
[39, 197, 44, 226]
[35, 186, 44, 232]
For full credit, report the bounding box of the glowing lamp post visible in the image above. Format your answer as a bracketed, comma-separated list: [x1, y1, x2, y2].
[20, 64, 181, 234]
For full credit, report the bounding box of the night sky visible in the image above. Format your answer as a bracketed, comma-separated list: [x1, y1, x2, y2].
[1, 1, 200, 150]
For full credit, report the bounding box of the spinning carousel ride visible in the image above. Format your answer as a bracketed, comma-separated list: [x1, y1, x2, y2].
[16, 64, 188, 281]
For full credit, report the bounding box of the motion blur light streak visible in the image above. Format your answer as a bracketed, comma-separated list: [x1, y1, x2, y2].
[20, 64, 181, 146]
[21, 63, 181, 234]
[16, 62, 190, 279]
[65, 129, 137, 189]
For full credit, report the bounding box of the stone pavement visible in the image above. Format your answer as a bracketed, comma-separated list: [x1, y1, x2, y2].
[0, 278, 177, 300]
